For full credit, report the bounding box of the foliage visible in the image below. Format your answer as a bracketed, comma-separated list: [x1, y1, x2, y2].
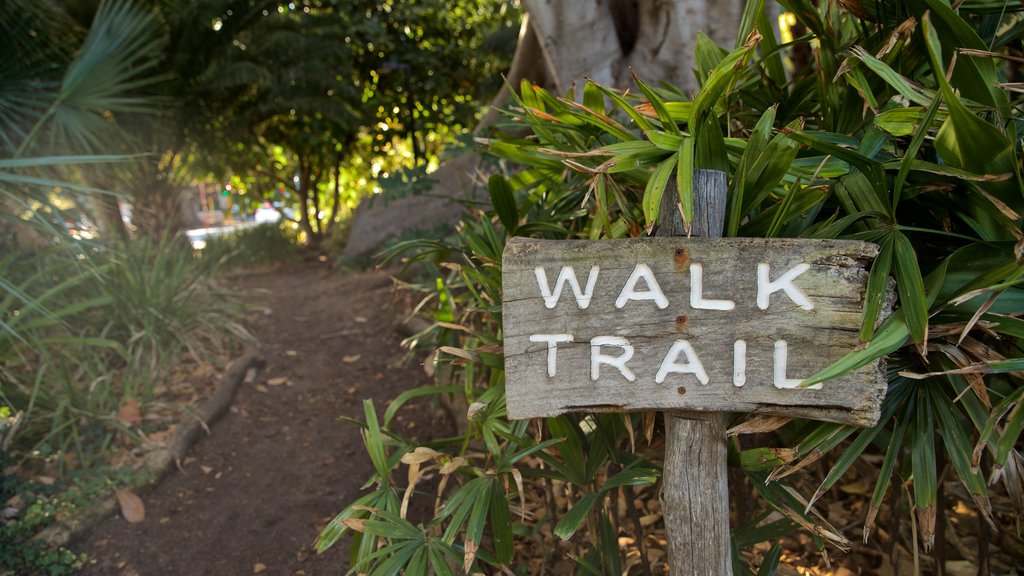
[1, 235, 251, 463]
[322, 0, 1024, 573]
[0, 455, 140, 573]
[183, 0, 520, 246]
[200, 222, 298, 268]
[0, 2, 251, 569]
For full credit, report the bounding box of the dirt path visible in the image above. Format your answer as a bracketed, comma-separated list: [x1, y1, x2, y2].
[76, 262, 440, 575]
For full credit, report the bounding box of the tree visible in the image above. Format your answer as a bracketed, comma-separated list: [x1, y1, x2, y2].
[176, 0, 517, 247]
[345, 0, 747, 259]
[0, 0, 168, 244]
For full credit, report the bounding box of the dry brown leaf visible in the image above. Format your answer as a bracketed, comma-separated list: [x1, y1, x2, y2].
[400, 447, 441, 464]
[440, 457, 468, 475]
[255, 384, 269, 393]
[354, 316, 368, 323]
[146, 428, 173, 444]
[253, 563, 267, 574]
[639, 513, 660, 527]
[117, 399, 142, 427]
[267, 377, 288, 386]
[463, 539, 479, 573]
[285, 350, 298, 356]
[727, 415, 793, 436]
[114, 489, 145, 524]
[839, 478, 871, 495]
[439, 346, 480, 363]
[342, 518, 366, 532]
[200, 465, 213, 475]
[342, 354, 362, 363]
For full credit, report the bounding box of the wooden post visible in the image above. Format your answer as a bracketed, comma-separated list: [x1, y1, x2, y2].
[657, 169, 732, 575]
[500, 171, 889, 574]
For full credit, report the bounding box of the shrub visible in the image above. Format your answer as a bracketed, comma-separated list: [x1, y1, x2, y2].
[200, 223, 298, 269]
[321, 1, 1024, 573]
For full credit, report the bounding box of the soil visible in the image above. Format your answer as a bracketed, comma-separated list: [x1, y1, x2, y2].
[75, 261, 443, 576]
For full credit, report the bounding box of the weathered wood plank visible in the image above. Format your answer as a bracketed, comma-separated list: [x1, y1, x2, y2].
[659, 169, 732, 576]
[502, 236, 887, 426]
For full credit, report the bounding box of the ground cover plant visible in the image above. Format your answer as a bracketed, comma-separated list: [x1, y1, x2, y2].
[0, 2, 264, 570]
[0, 235, 255, 572]
[319, 1, 1024, 573]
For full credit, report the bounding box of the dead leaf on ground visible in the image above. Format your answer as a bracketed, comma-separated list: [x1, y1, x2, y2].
[255, 384, 269, 393]
[354, 316, 368, 323]
[117, 399, 142, 427]
[114, 489, 145, 523]
[342, 354, 361, 363]
[253, 562, 267, 574]
[201, 465, 213, 474]
[285, 350, 298, 356]
[267, 377, 289, 386]
[147, 428, 173, 444]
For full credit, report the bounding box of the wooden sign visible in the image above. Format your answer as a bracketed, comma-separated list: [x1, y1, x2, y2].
[502, 236, 888, 427]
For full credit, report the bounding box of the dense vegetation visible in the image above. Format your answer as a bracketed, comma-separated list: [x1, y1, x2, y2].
[319, 0, 1024, 573]
[1, 0, 514, 571]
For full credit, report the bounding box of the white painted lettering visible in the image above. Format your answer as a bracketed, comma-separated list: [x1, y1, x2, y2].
[529, 334, 573, 377]
[733, 340, 747, 387]
[773, 340, 819, 389]
[590, 336, 636, 381]
[757, 263, 814, 310]
[615, 263, 669, 309]
[655, 340, 709, 385]
[690, 263, 735, 311]
[535, 266, 600, 309]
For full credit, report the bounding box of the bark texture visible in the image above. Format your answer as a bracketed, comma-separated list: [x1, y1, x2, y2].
[658, 170, 732, 576]
[345, 0, 744, 259]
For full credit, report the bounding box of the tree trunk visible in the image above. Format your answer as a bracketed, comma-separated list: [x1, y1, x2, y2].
[296, 158, 317, 243]
[347, 0, 745, 259]
[520, 0, 743, 95]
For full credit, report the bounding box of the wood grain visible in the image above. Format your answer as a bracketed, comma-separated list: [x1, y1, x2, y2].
[502, 236, 886, 426]
[658, 169, 731, 576]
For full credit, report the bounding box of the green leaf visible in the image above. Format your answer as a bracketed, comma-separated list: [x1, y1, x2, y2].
[756, 543, 784, 576]
[647, 130, 685, 151]
[997, 389, 1024, 465]
[802, 311, 909, 387]
[553, 492, 600, 540]
[892, 231, 928, 347]
[600, 465, 660, 491]
[917, 0, 1009, 113]
[849, 47, 936, 108]
[631, 70, 681, 135]
[595, 84, 653, 132]
[315, 489, 382, 553]
[921, 12, 1017, 222]
[874, 106, 948, 137]
[643, 153, 678, 226]
[676, 138, 695, 228]
[860, 235, 893, 342]
[866, 386, 914, 538]
[363, 399, 391, 481]
[464, 478, 492, 562]
[911, 388, 937, 545]
[929, 384, 989, 510]
[488, 174, 519, 234]
[384, 385, 462, 428]
[490, 481, 514, 565]
[582, 81, 605, 113]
